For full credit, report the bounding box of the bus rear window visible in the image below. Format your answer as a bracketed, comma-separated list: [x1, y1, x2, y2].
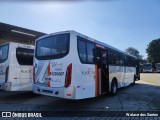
[16, 48, 34, 65]
[35, 33, 70, 60]
[0, 44, 9, 63]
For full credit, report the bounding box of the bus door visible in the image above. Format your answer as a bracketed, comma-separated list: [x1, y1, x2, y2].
[136, 60, 140, 80]
[97, 48, 109, 94]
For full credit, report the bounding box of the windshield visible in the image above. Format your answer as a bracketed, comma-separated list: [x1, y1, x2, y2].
[36, 33, 70, 60]
[143, 64, 152, 69]
[0, 44, 9, 63]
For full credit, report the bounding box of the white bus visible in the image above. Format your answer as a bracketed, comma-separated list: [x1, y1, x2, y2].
[33, 31, 140, 99]
[0, 42, 34, 91]
[142, 63, 153, 73]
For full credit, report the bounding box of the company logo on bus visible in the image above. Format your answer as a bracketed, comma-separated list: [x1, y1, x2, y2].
[51, 62, 63, 71]
[21, 68, 32, 74]
[82, 68, 95, 76]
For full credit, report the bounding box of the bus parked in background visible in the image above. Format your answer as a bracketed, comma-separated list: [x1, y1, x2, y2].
[156, 63, 160, 72]
[139, 64, 143, 73]
[142, 63, 153, 73]
[0, 42, 34, 91]
[33, 30, 140, 99]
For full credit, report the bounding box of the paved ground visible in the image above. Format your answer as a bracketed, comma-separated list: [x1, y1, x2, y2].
[0, 73, 160, 119]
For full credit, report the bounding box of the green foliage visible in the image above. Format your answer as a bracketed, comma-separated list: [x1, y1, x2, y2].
[125, 47, 143, 59]
[146, 38, 160, 64]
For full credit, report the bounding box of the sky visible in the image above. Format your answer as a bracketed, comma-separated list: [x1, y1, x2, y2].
[0, 0, 160, 59]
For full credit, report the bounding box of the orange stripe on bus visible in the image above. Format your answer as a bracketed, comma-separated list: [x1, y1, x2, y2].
[95, 65, 99, 97]
[48, 81, 50, 87]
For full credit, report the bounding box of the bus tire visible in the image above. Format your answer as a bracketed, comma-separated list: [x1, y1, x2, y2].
[110, 79, 117, 96]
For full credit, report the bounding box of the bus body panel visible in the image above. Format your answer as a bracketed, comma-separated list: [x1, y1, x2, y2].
[72, 32, 96, 99]
[0, 43, 10, 90]
[0, 42, 34, 91]
[73, 64, 95, 99]
[0, 61, 10, 91]
[109, 66, 136, 91]
[109, 65, 124, 90]
[0, 61, 9, 84]
[33, 32, 96, 99]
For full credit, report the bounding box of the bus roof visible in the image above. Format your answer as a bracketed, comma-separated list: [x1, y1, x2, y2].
[36, 30, 137, 59]
[0, 42, 34, 48]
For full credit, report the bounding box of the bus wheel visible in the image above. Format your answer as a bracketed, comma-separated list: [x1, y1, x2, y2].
[110, 79, 117, 96]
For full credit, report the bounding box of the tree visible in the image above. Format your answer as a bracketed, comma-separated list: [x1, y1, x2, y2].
[125, 47, 143, 59]
[146, 38, 160, 64]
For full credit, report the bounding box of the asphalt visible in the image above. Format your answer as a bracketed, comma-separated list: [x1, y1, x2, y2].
[0, 73, 159, 119]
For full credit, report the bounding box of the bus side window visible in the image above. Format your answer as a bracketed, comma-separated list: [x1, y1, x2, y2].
[124, 55, 127, 66]
[77, 40, 87, 63]
[77, 36, 95, 64]
[109, 50, 114, 65]
[120, 53, 123, 65]
[112, 51, 115, 65]
[0, 45, 9, 62]
[86, 43, 94, 63]
[27, 49, 34, 65]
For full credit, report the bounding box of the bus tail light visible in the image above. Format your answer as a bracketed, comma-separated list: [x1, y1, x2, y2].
[67, 93, 71, 96]
[64, 63, 72, 87]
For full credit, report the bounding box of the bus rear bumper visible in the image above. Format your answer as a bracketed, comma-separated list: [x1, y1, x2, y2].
[0, 82, 11, 91]
[33, 84, 76, 99]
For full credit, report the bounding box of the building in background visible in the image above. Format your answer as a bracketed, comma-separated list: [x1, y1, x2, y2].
[0, 22, 46, 45]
